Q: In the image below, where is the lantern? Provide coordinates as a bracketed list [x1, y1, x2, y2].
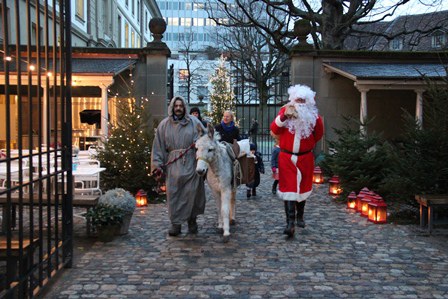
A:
[347, 191, 357, 209]
[328, 175, 342, 195]
[360, 195, 372, 217]
[356, 188, 370, 213]
[313, 166, 323, 184]
[368, 200, 387, 224]
[135, 189, 148, 207]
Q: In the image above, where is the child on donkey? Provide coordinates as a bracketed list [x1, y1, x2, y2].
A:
[246, 143, 265, 198]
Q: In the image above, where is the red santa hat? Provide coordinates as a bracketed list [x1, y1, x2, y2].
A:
[288, 84, 316, 106]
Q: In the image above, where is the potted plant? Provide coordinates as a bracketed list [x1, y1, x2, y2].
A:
[98, 188, 136, 235]
[84, 204, 126, 242]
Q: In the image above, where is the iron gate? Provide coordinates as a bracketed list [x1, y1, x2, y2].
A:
[232, 67, 290, 162]
[0, 1, 73, 298]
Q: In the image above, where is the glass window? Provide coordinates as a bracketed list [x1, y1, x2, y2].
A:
[179, 69, 189, 80]
[145, 11, 148, 32]
[131, 29, 135, 47]
[125, 22, 129, 47]
[137, 1, 141, 22]
[180, 18, 192, 26]
[168, 17, 179, 26]
[76, 0, 84, 19]
[389, 38, 403, 51]
[206, 18, 216, 26]
[432, 32, 446, 48]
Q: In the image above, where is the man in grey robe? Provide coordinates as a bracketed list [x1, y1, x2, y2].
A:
[151, 96, 206, 236]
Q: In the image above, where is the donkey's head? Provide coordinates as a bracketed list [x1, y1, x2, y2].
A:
[195, 123, 218, 176]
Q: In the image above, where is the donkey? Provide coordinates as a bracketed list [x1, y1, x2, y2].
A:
[195, 123, 237, 242]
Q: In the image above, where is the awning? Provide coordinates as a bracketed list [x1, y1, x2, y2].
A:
[322, 61, 447, 90]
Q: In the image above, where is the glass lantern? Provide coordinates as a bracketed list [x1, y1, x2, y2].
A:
[328, 175, 342, 195]
[135, 189, 148, 207]
[347, 191, 357, 209]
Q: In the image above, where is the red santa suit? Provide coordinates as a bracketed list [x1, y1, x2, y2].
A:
[270, 99, 324, 202]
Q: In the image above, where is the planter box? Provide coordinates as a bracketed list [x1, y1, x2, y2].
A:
[116, 213, 133, 235]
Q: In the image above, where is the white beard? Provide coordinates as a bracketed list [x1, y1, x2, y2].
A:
[285, 103, 318, 138]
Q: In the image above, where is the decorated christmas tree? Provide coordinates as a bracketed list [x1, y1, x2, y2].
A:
[208, 55, 235, 125]
[97, 97, 155, 194]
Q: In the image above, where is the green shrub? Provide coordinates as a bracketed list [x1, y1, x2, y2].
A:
[379, 80, 448, 203]
[322, 116, 392, 198]
[84, 204, 125, 228]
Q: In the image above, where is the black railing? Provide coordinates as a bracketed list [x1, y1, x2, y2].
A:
[0, 1, 72, 298]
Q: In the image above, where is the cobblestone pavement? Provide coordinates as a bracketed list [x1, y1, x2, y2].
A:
[42, 172, 448, 298]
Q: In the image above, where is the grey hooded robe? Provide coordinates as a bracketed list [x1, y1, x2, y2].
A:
[151, 96, 206, 225]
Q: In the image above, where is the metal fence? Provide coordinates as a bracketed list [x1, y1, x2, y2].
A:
[232, 69, 290, 162]
[0, 1, 73, 298]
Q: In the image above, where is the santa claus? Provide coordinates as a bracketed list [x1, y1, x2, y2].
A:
[270, 84, 324, 238]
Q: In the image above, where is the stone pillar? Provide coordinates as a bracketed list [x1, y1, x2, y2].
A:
[135, 17, 171, 125]
[358, 88, 369, 135]
[101, 85, 109, 137]
[415, 89, 424, 126]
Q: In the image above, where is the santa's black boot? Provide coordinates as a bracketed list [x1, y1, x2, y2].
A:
[284, 201, 296, 238]
[283, 201, 288, 234]
[296, 201, 306, 228]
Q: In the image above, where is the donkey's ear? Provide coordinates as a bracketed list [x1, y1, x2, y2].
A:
[197, 123, 204, 136]
[207, 123, 214, 139]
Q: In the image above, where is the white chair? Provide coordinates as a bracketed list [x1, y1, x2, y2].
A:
[74, 159, 102, 195]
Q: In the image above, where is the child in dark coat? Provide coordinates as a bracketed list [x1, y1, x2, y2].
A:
[247, 143, 265, 198]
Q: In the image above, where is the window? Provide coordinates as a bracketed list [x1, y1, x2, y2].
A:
[193, 3, 205, 11]
[197, 86, 208, 98]
[193, 18, 204, 26]
[179, 69, 189, 80]
[180, 18, 192, 27]
[32, 23, 42, 46]
[206, 18, 216, 26]
[389, 38, 403, 51]
[137, 1, 141, 22]
[168, 17, 179, 26]
[76, 0, 84, 20]
[145, 11, 148, 32]
[102, 0, 109, 34]
[131, 29, 135, 47]
[118, 15, 122, 46]
[125, 22, 129, 47]
[179, 85, 188, 98]
[431, 31, 446, 48]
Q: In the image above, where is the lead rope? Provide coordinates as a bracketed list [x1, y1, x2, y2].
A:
[151, 142, 195, 177]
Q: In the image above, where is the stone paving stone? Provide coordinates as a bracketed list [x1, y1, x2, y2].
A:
[41, 171, 448, 298]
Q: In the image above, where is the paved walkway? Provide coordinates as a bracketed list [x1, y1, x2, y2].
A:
[43, 173, 448, 298]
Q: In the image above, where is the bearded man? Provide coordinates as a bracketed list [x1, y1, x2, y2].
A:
[270, 84, 324, 238]
[151, 96, 206, 236]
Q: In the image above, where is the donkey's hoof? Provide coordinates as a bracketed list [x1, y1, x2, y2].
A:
[222, 235, 230, 243]
[230, 219, 236, 226]
[217, 228, 224, 234]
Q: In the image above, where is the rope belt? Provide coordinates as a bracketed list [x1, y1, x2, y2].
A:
[280, 149, 311, 156]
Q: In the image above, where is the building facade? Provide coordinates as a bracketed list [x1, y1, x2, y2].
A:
[344, 10, 448, 51]
[156, 0, 222, 104]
